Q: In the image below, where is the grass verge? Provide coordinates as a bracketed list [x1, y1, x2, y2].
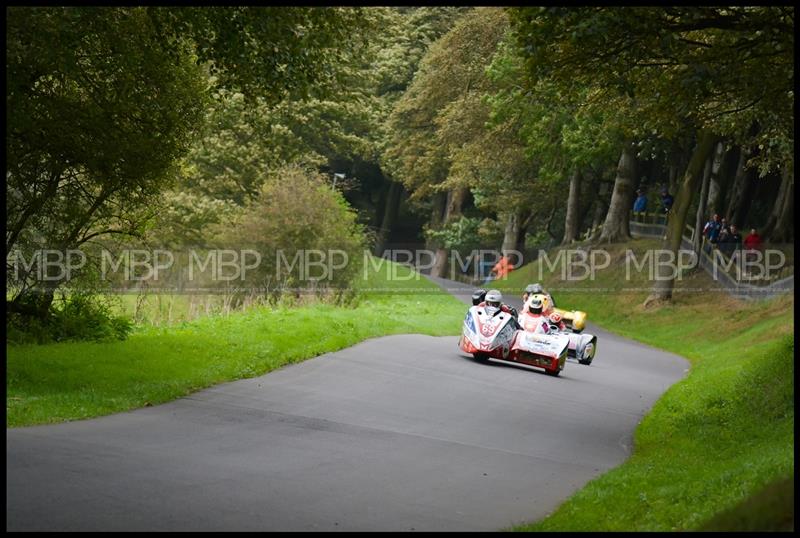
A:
[6, 259, 465, 427]
[497, 239, 794, 531]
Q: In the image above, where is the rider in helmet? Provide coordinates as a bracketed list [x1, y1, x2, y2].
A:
[528, 296, 544, 314]
[521, 296, 565, 333]
[485, 289, 503, 309]
[522, 282, 556, 310]
[477, 289, 519, 323]
[523, 283, 543, 301]
[471, 288, 487, 306]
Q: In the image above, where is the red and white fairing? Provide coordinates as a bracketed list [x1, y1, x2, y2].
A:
[519, 305, 598, 366]
[458, 305, 518, 360]
[511, 314, 570, 374]
[459, 305, 570, 376]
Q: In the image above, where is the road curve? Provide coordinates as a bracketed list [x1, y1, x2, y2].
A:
[6, 278, 689, 531]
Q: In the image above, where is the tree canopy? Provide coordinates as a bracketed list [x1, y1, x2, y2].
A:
[5, 6, 795, 316]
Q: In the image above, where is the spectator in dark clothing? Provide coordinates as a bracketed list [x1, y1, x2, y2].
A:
[717, 218, 731, 243]
[660, 187, 674, 214]
[719, 224, 742, 257]
[633, 189, 647, 213]
[703, 214, 722, 244]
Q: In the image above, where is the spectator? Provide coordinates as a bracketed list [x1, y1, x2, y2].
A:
[717, 218, 731, 243]
[660, 186, 674, 214]
[485, 254, 515, 284]
[703, 213, 722, 245]
[743, 228, 763, 263]
[719, 224, 742, 258]
[633, 189, 648, 213]
[743, 228, 763, 251]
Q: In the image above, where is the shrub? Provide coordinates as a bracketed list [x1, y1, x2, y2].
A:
[6, 294, 133, 344]
[211, 165, 367, 303]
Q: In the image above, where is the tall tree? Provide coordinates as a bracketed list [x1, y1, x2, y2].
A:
[725, 146, 754, 226]
[649, 130, 719, 303]
[147, 7, 371, 104]
[598, 147, 637, 243]
[369, 7, 468, 252]
[384, 7, 509, 276]
[6, 7, 208, 315]
[6, 6, 374, 317]
[510, 6, 794, 301]
[562, 170, 582, 245]
[705, 141, 728, 216]
[762, 163, 794, 243]
[693, 154, 714, 254]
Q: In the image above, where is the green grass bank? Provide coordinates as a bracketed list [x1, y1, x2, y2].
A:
[6, 259, 465, 427]
[497, 239, 793, 531]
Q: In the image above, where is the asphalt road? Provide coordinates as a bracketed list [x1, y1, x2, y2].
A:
[6, 278, 689, 531]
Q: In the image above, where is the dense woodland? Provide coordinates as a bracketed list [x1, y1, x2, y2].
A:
[6, 7, 795, 323]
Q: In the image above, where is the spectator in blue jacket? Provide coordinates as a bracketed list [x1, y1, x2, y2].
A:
[703, 213, 722, 244]
[633, 189, 647, 213]
[660, 186, 674, 214]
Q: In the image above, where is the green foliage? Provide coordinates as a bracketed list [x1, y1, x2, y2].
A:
[384, 8, 509, 201]
[151, 8, 467, 249]
[6, 6, 378, 317]
[147, 7, 372, 104]
[509, 7, 794, 172]
[211, 166, 367, 299]
[153, 190, 240, 247]
[698, 475, 793, 532]
[6, 7, 209, 307]
[383, 7, 616, 248]
[6, 260, 466, 427]
[184, 89, 326, 205]
[372, 7, 471, 99]
[499, 240, 794, 532]
[7, 294, 133, 345]
[485, 23, 625, 186]
[424, 216, 483, 256]
[150, 76, 376, 247]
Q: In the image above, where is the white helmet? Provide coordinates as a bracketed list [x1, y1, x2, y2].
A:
[485, 289, 503, 308]
[526, 283, 544, 295]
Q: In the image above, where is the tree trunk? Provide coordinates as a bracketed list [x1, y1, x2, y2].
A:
[373, 180, 404, 255]
[425, 192, 447, 252]
[545, 206, 558, 242]
[763, 164, 794, 243]
[5, 169, 62, 258]
[501, 211, 521, 254]
[576, 169, 598, 235]
[515, 221, 528, 252]
[443, 187, 468, 225]
[588, 180, 611, 241]
[715, 145, 739, 217]
[693, 155, 713, 254]
[667, 161, 678, 196]
[597, 146, 636, 243]
[515, 212, 530, 252]
[646, 130, 718, 305]
[430, 187, 468, 278]
[9, 265, 61, 320]
[562, 168, 582, 245]
[707, 142, 728, 217]
[725, 147, 751, 225]
[705, 141, 727, 215]
[373, 182, 388, 229]
[667, 147, 688, 195]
